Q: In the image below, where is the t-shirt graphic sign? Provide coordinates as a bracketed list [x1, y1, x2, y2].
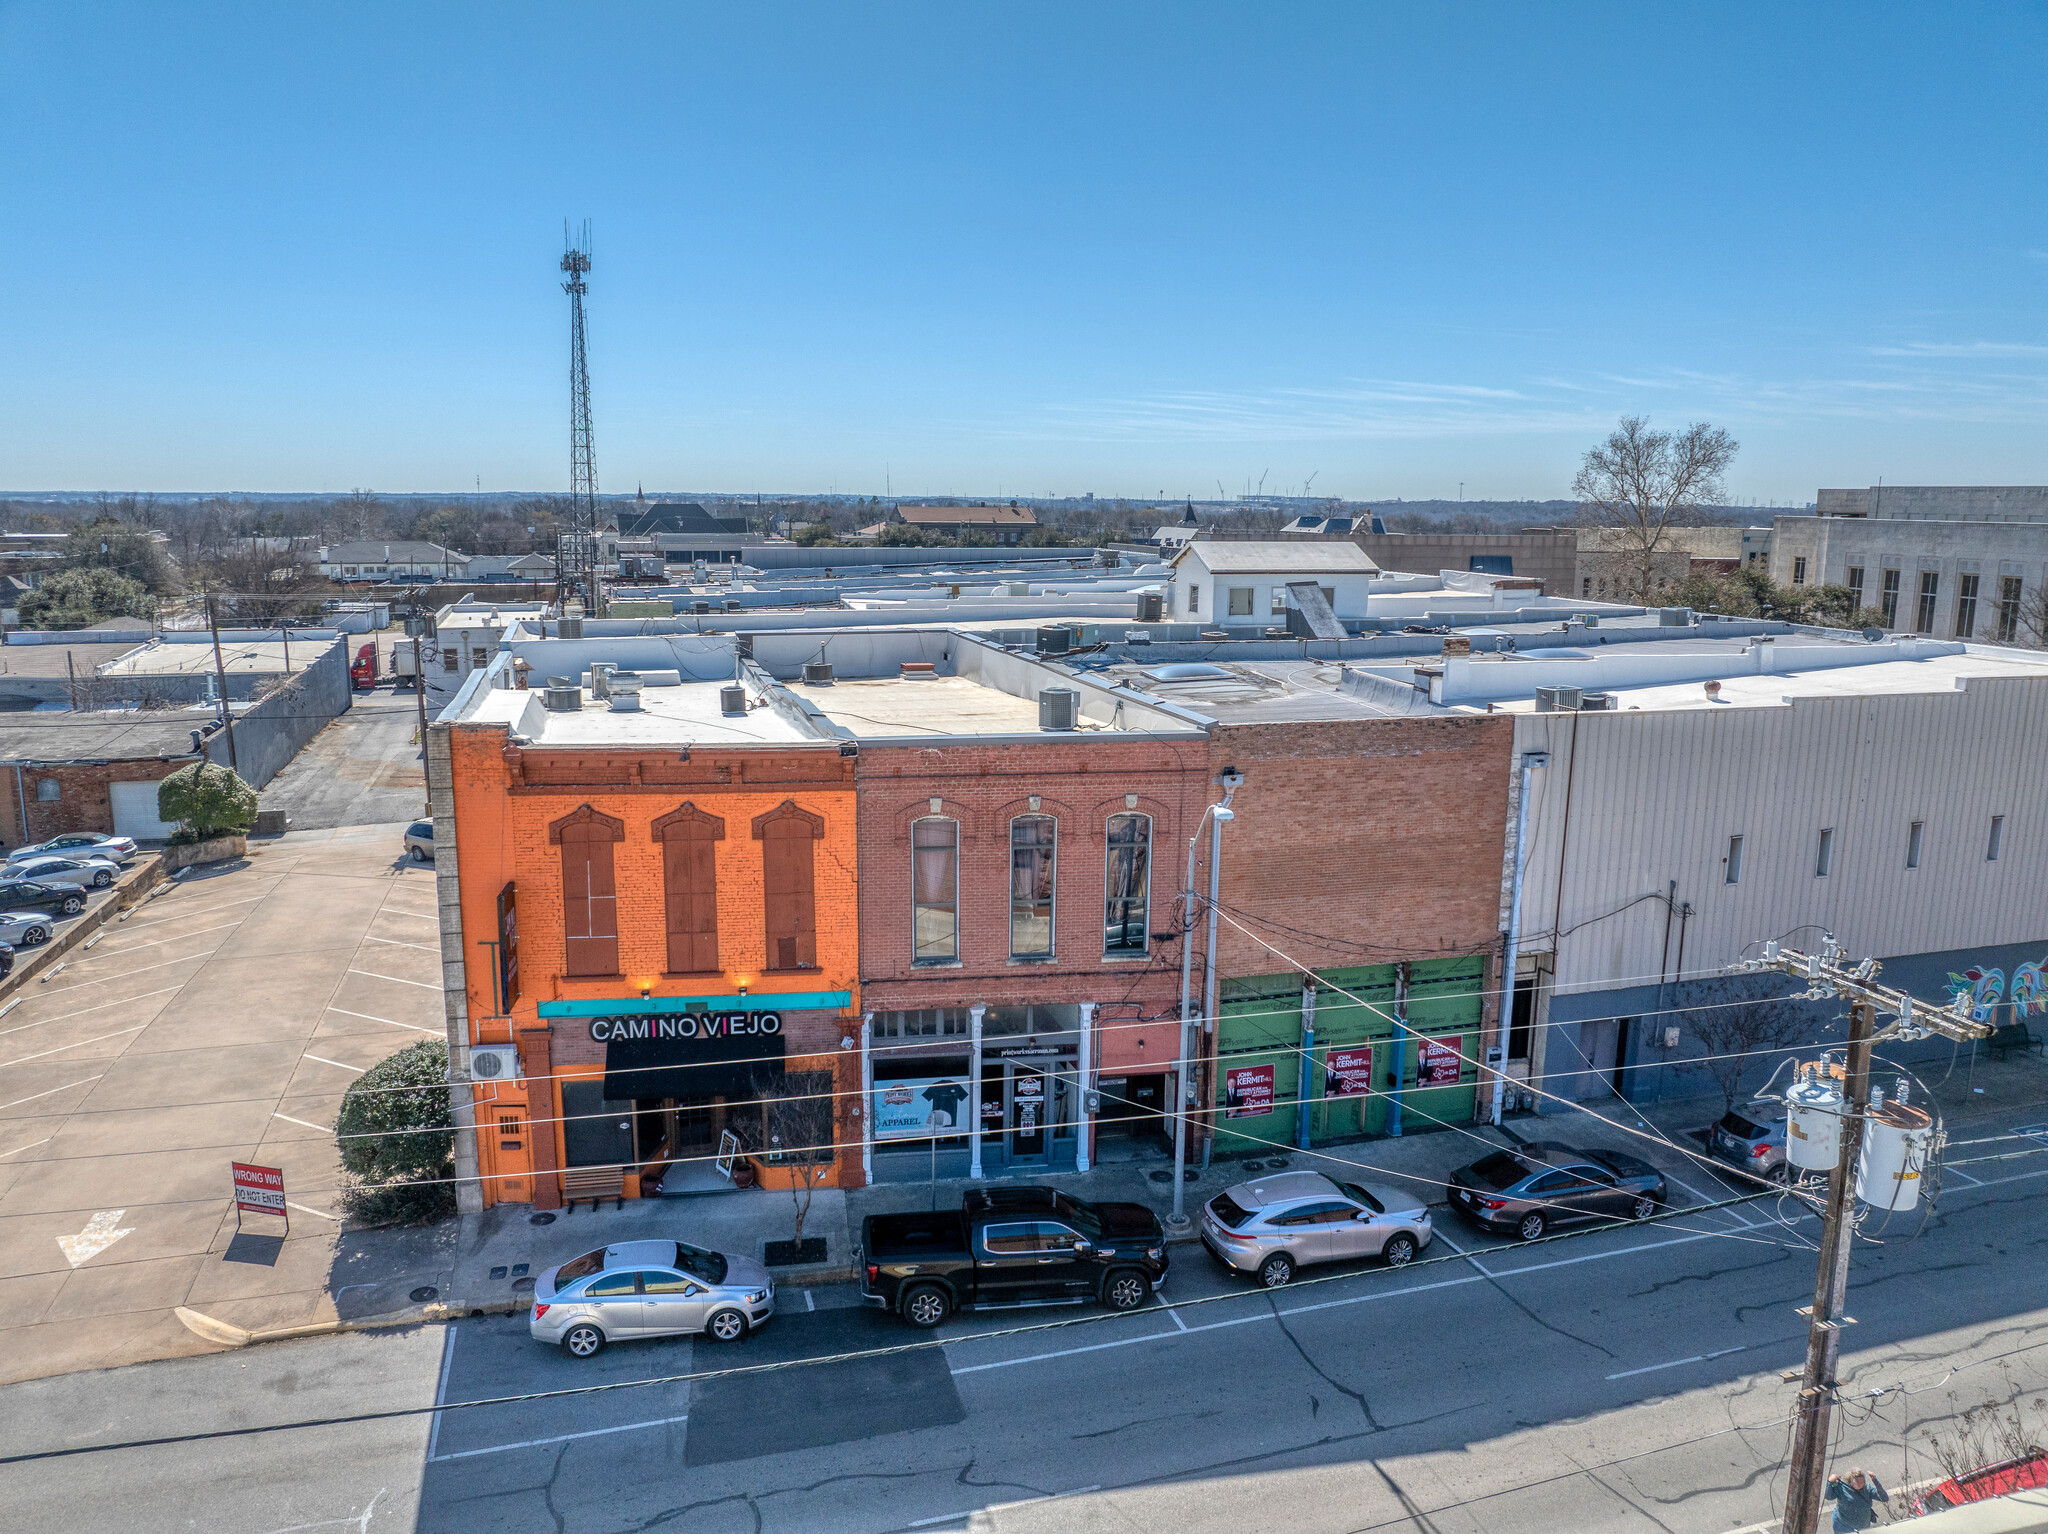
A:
[1419, 1036, 1463, 1087]
[232, 1162, 286, 1215]
[872, 1077, 971, 1140]
[1224, 1064, 1275, 1118]
[1323, 1044, 1373, 1098]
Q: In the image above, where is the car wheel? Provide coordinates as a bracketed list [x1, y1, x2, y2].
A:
[59, 896, 83, 916]
[561, 1323, 606, 1359]
[1631, 1194, 1659, 1220]
[21, 925, 46, 946]
[1102, 1270, 1148, 1312]
[902, 1284, 952, 1328]
[410, 846, 427, 862]
[1518, 1211, 1547, 1242]
[705, 1308, 748, 1343]
[1257, 1252, 1295, 1288]
[91, 871, 112, 888]
[1765, 1163, 1792, 1186]
[1381, 1233, 1418, 1267]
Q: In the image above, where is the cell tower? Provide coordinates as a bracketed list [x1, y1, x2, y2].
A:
[558, 221, 602, 613]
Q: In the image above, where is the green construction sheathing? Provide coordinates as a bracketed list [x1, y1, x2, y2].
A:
[1215, 959, 1483, 1150]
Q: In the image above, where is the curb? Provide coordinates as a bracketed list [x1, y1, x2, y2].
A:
[0, 856, 165, 998]
[174, 1302, 452, 1348]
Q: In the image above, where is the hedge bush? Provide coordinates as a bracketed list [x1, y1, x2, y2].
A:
[336, 1039, 457, 1225]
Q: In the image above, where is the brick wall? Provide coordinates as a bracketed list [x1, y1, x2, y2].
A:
[0, 758, 189, 849]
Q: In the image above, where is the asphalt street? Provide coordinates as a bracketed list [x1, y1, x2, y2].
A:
[3, 1120, 2045, 1534]
[259, 677, 428, 832]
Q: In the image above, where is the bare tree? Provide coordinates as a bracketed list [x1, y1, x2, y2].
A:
[1916, 1362, 2046, 1511]
[1574, 416, 1738, 603]
[1682, 977, 1807, 1117]
[757, 1070, 836, 1248]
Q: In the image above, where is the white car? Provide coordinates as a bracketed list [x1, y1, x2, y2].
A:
[6, 833, 137, 865]
[9, 855, 119, 890]
[0, 912, 56, 948]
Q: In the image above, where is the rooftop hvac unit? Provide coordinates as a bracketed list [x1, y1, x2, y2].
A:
[542, 685, 582, 712]
[1068, 623, 1099, 647]
[589, 664, 614, 699]
[1659, 607, 1691, 626]
[720, 684, 747, 715]
[692, 600, 711, 614]
[724, 598, 742, 613]
[607, 672, 644, 712]
[1579, 692, 1616, 712]
[1035, 626, 1072, 655]
[1039, 688, 1079, 730]
[1005, 581, 1031, 596]
[1137, 591, 1164, 622]
[1126, 628, 1153, 645]
[803, 660, 835, 685]
[469, 1045, 520, 1082]
[558, 615, 583, 639]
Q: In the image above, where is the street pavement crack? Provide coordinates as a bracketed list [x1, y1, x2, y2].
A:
[1627, 1250, 1796, 1300]
[1266, 1296, 1383, 1430]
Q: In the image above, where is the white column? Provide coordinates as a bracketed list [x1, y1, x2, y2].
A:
[1076, 1002, 1096, 1173]
[859, 1012, 874, 1186]
[969, 1004, 986, 1180]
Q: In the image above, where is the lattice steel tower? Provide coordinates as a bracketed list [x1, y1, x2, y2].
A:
[559, 221, 601, 611]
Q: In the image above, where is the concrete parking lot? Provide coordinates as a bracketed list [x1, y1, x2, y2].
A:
[0, 821, 447, 1382]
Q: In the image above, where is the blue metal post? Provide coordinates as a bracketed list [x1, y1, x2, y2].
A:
[1297, 985, 1316, 1151]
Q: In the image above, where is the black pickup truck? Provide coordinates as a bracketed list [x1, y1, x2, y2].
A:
[860, 1187, 1169, 1327]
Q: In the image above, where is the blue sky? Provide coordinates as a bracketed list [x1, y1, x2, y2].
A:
[4, 3, 2046, 501]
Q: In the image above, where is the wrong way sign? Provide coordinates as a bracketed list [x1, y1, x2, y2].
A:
[232, 1162, 286, 1221]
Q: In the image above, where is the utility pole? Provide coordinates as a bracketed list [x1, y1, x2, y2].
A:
[1734, 939, 1988, 1534]
[206, 593, 238, 773]
[412, 630, 431, 815]
[1168, 786, 1236, 1230]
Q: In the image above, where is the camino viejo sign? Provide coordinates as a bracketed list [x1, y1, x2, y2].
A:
[589, 1012, 781, 1042]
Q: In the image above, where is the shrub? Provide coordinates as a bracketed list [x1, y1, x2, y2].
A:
[336, 1039, 457, 1225]
[157, 761, 258, 840]
[19, 567, 158, 629]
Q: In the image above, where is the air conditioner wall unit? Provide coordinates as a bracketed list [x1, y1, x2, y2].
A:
[469, 1044, 521, 1082]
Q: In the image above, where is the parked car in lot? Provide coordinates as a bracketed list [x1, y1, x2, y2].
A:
[0, 942, 13, 980]
[1707, 1103, 1791, 1183]
[403, 821, 434, 862]
[1201, 1170, 1433, 1288]
[7, 833, 137, 866]
[10, 855, 119, 891]
[530, 1239, 774, 1358]
[0, 878, 87, 917]
[1446, 1141, 1668, 1241]
[861, 1187, 1168, 1328]
[0, 912, 57, 948]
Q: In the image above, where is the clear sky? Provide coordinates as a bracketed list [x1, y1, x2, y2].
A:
[4, 3, 2046, 502]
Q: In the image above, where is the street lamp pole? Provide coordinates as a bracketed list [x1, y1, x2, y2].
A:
[1169, 788, 1235, 1231]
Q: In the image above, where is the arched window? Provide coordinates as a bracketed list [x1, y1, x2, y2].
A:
[753, 800, 824, 972]
[911, 817, 958, 963]
[549, 805, 624, 977]
[1010, 815, 1056, 958]
[1104, 812, 1151, 955]
[653, 802, 724, 974]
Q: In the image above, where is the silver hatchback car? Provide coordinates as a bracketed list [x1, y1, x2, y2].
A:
[530, 1239, 775, 1358]
[1202, 1170, 1433, 1288]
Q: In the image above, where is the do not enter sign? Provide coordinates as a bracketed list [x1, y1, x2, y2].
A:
[232, 1162, 286, 1216]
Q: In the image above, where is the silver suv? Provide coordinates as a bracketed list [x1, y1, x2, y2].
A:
[1707, 1103, 1790, 1184]
[1201, 1170, 1433, 1288]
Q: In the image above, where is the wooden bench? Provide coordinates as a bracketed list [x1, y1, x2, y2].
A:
[1988, 1023, 2046, 1060]
[559, 1167, 626, 1211]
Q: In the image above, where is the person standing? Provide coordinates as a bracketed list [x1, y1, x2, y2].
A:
[1826, 1467, 1888, 1531]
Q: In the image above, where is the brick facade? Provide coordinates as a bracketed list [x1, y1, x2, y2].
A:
[0, 758, 191, 850]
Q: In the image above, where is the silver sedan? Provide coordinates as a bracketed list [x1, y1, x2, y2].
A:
[530, 1238, 775, 1358]
[9, 855, 119, 891]
[1201, 1169, 1433, 1288]
[0, 912, 55, 948]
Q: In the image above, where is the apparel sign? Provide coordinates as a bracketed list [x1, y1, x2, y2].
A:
[589, 1012, 782, 1043]
[1419, 1036, 1463, 1086]
[1223, 1064, 1275, 1118]
[232, 1162, 286, 1215]
[1322, 1044, 1374, 1098]
[873, 1077, 972, 1139]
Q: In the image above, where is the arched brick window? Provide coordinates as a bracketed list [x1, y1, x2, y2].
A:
[549, 804, 624, 977]
[753, 800, 824, 972]
[653, 802, 724, 974]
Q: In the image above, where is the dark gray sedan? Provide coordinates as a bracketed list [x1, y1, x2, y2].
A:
[1445, 1141, 1667, 1241]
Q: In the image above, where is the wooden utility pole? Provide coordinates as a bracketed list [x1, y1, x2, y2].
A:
[1781, 998, 1876, 1534]
[413, 631, 431, 814]
[206, 594, 238, 772]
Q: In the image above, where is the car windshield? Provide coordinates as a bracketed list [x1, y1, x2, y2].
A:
[556, 1248, 607, 1284]
[1339, 1182, 1385, 1214]
[1720, 1110, 1767, 1139]
[1209, 1192, 1256, 1229]
[1469, 1152, 1531, 1192]
[673, 1242, 727, 1284]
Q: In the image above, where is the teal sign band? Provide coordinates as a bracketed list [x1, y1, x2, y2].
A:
[538, 991, 851, 1019]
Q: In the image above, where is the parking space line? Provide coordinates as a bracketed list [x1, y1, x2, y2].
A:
[1606, 1345, 1746, 1381]
[118, 895, 264, 932]
[303, 1054, 366, 1073]
[381, 909, 439, 923]
[427, 1325, 459, 1461]
[1947, 1167, 1983, 1186]
[272, 1111, 331, 1134]
[91, 923, 239, 957]
[0, 1026, 145, 1071]
[0, 1135, 51, 1159]
[326, 1006, 438, 1035]
[427, 1411, 689, 1463]
[1167, 1306, 1188, 1332]
[35, 953, 207, 993]
[0, 986, 183, 1040]
[1664, 1170, 1755, 1228]
[1430, 1226, 1496, 1277]
[361, 936, 439, 953]
[347, 969, 439, 990]
[0, 1076, 102, 1112]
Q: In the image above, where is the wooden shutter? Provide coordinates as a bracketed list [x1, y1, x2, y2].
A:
[550, 806, 623, 978]
[654, 803, 724, 974]
[753, 801, 823, 971]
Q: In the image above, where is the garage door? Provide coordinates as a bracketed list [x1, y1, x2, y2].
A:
[109, 779, 177, 840]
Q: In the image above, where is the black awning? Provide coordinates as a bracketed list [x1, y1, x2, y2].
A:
[602, 1032, 786, 1103]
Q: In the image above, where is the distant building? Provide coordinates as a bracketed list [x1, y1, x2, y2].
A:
[892, 503, 1039, 544]
[463, 553, 557, 583]
[615, 501, 750, 538]
[1168, 541, 1380, 626]
[319, 541, 468, 582]
[1771, 510, 2048, 641]
[1817, 485, 2048, 523]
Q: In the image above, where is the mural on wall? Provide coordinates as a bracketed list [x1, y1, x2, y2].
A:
[1944, 960, 2048, 1023]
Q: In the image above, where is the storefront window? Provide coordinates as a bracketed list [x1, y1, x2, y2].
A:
[912, 817, 958, 962]
[1010, 815, 1056, 958]
[1104, 813, 1150, 955]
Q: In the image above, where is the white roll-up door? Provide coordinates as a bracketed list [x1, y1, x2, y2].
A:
[110, 779, 178, 840]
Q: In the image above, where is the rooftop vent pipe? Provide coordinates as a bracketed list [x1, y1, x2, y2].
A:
[607, 672, 644, 712]
[803, 660, 835, 685]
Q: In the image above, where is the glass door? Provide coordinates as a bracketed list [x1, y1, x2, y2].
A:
[1009, 1066, 1048, 1160]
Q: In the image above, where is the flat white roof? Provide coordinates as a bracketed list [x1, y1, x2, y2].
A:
[793, 674, 1054, 737]
[1483, 648, 2048, 713]
[465, 680, 817, 746]
[1173, 541, 1380, 575]
[98, 637, 343, 676]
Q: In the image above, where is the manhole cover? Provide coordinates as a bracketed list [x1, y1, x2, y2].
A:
[1264, 1157, 1291, 1169]
[1148, 1170, 1173, 1183]
[1241, 1160, 1264, 1172]
[410, 1285, 438, 1303]
[489, 1266, 508, 1281]
[529, 1212, 557, 1226]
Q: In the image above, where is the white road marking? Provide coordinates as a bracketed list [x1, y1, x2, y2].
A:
[426, 1325, 459, 1462]
[1606, 1345, 1746, 1381]
[348, 969, 440, 990]
[1430, 1226, 1496, 1277]
[427, 1411, 689, 1462]
[0, 986, 184, 1039]
[0, 1025, 145, 1071]
[1949, 1165, 2048, 1192]
[805, 1289, 816, 1312]
[37, 953, 207, 992]
[361, 935, 439, 953]
[0, 1075, 102, 1111]
[326, 1006, 438, 1035]
[1168, 1306, 1188, 1332]
[1662, 1169, 1753, 1227]
[119, 895, 264, 931]
[92, 922, 240, 956]
[273, 1111, 331, 1134]
[58, 1208, 135, 1266]
[0, 1135, 51, 1158]
[382, 909, 440, 922]
[1947, 1167, 1982, 1186]
[303, 1054, 367, 1073]
[287, 1201, 339, 1220]
[909, 1486, 1103, 1530]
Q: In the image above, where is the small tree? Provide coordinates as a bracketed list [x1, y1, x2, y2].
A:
[759, 1070, 836, 1246]
[63, 517, 178, 594]
[1683, 976, 1808, 1114]
[157, 761, 258, 842]
[337, 1039, 456, 1225]
[1574, 415, 1739, 603]
[19, 567, 158, 629]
